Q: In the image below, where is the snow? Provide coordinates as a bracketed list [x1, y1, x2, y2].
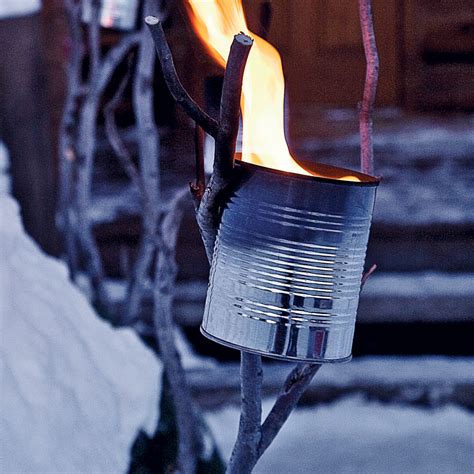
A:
[0, 0, 41, 18]
[0, 193, 163, 473]
[299, 111, 474, 225]
[206, 397, 473, 474]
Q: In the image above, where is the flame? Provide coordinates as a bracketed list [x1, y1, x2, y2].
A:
[186, 0, 360, 182]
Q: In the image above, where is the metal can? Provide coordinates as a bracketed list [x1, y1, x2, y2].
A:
[201, 159, 379, 362]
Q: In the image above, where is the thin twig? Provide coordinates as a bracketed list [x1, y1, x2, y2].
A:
[190, 123, 205, 208]
[145, 16, 219, 138]
[361, 263, 377, 289]
[358, 0, 379, 176]
[259, 363, 322, 456]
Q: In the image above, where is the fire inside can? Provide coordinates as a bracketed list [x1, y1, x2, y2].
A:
[201, 158, 379, 363]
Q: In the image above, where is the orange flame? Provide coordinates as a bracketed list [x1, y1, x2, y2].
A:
[187, 0, 360, 181]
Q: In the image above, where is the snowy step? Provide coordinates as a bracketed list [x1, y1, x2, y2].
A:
[188, 356, 474, 410]
[167, 273, 474, 326]
[359, 272, 474, 323]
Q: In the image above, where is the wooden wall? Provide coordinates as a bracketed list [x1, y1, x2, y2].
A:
[250, 0, 402, 108]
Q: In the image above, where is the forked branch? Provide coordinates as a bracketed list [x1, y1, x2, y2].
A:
[146, 3, 379, 469]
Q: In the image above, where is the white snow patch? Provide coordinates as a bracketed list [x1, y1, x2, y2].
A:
[0, 0, 41, 19]
[206, 397, 473, 473]
[0, 194, 162, 474]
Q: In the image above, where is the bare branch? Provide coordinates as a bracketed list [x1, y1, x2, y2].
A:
[190, 123, 205, 208]
[217, 33, 253, 180]
[145, 16, 219, 138]
[259, 363, 322, 457]
[196, 33, 253, 261]
[58, 0, 84, 278]
[88, 0, 101, 79]
[361, 263, 377, 289]
[74, 31, 140, 304]
[124, 17, 161, 325]
[228, 352, 263, 473]
[97, 33, 141, 92]
[358, 0, 379, 175]
[104, 62, 145, 194]
[152, 188, 202, 474]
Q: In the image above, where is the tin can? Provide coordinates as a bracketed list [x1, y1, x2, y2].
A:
[201, 159, 379, 362]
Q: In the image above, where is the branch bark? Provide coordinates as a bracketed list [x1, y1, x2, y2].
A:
[145, 16, 219, 138]
[196, 33, 253, 261]
[125, 15, 160, 325]
[152, 188, 202, 474]
[358, 0, 379, 176]
[259, 363, 321, 456]
[74, 28, 139, 304]
[228, 352, 263, 473]
[104, 64, 144, 195]
[58, 0, 84, 279]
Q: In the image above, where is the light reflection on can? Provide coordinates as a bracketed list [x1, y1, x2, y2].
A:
[201, 159, 379, 363]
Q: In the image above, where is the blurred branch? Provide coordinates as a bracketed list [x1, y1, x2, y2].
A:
[104, 62, 144, 194]
[124, 12, 160, 325]
[152, 188, 202, 474]
[58, 0, 84, 279]
[74, 21, 139, 303]
[358, 0, 379, 175]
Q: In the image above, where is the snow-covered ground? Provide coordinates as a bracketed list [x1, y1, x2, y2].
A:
[0, 174, 163, 473]
[206, 396, 473, 474]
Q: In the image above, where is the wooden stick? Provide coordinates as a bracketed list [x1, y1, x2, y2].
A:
[196, 33, 253, 261]
[358, 0, 379, 176]
[145, 16, 219, 138]
[228, 352, 263, 473]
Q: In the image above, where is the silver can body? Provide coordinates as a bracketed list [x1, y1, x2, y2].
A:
[202, 161, 378, 362]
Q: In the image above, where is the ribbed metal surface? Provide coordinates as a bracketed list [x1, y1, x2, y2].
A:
[202, 161, 378, 362]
